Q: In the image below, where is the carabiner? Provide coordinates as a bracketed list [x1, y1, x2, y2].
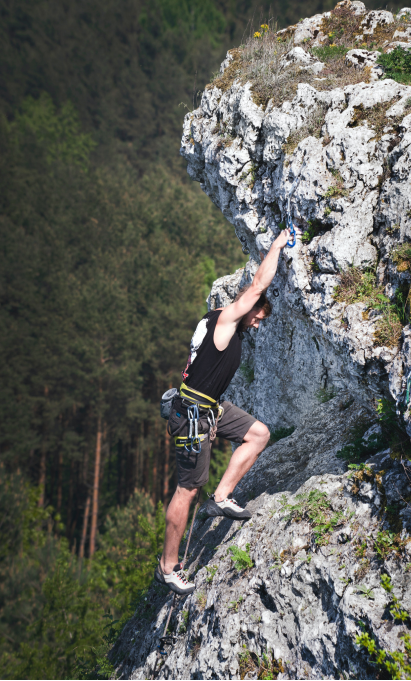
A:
[286, 212, 296, 248]
[285, 159, 305, 249]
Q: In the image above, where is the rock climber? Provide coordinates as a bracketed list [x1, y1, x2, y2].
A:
[155, 226, 293, 595]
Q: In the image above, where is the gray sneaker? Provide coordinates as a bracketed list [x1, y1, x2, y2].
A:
[154, 561, 195, 595]
[205, 493, 252, 520]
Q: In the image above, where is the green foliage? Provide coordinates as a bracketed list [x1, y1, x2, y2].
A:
[205, 565, 218, 583]
[228, 595, 244, 611]
[280, 489, 344, 545]
[240, 360, 254, 384]
[312, 45, 349, 61]
[374, 530, 399, 560]
[377, 46, 411, 85]
[300, 219, 323, 244]
[179, 610, 189, 634]
[356, 577, 411, 679]
[392, 243, 411, 272]
[316, 386, 338, 403]
[228, 544, 253, 571]
[268, 426, 295, 446]
[356, 584, 375, 600]
[0, 472, 164, 679]
[11, 93, 96, 170]
[239, 645, 284, 680]
[333, 264, 410, 348]
[336, 424, 384, 464]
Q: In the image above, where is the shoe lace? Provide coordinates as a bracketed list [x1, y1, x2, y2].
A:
[175, 568, 189, 584]
[228, 497, 241, 508]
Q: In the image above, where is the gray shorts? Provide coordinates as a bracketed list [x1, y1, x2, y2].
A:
[168, 400, 256, 489]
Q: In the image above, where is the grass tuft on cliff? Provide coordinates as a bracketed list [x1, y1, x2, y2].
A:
[333, 266, 407, 347]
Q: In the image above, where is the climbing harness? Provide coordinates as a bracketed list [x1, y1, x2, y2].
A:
[286, 157, 307, 248]
[176, 383, 223, 453]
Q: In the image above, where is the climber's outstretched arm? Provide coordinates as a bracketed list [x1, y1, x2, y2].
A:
[216, 227, 291, 329]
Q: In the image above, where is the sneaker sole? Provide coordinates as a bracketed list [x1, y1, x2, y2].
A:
[221, 508, 252, 520]
[205, 500, 252, 520]
[167, 582, 196, 596]
[204, 500, 226, 517]
[155, 567, 195, 595]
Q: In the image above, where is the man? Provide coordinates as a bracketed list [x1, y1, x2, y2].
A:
[155, 226, 292, 595]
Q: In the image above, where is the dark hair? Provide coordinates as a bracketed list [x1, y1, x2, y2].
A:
[234, 284, 272, 318]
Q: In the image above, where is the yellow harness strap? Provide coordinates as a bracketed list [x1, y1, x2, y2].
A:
[174, 434, 207, 448]
[179, 382, 217, 409]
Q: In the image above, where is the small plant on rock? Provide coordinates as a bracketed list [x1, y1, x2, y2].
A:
[268, 426, 295, 445]
[228, 595, 244, 612]
[280, 489, 344, 546]
[356, 584, 375, 600]
[228, 544, 253, 571]
[392, 243, 411, 272]
[240, 360, 254, 384]
[205, 565, 218, 583]
[377, 46, 411, 85]
[374, 530, 407, 561]
[238, 645, 284, 680]
[316, 386, 338, 403]
[196, 592, 207, 609]
[381, 574, 410, 623]
[179, 609, 189, 633]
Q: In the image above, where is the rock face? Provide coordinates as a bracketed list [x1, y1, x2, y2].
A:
[112, 398, 411, 680]
[112, 3, 411, 678]
[180, 10, 411, 435]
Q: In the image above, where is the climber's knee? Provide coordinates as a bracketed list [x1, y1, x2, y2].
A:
[244, 420, 270, 452]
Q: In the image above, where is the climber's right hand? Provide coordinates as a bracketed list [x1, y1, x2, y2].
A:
[274, 227, 292, 250]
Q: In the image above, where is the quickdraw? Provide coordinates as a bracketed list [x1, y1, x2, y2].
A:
[187, 404, 201, 453]
[286, 158, 306, 248]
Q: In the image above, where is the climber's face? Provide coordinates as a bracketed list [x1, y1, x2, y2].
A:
[242, 308, 267, 329]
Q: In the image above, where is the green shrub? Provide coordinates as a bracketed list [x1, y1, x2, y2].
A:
[280, 489, 344, 545]
[240, 360, 254, 384]
[377, 46, 411, 84]
[312, 45, 349, 61]
[268, 426, 295, 445]
[316, 386, 338, 403]
[228, 544, 253, 571]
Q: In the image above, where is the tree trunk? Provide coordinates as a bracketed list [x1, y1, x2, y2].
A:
[57, 450, 63, 512]
[67, 459, 75, 541]
[38, 445, 47, 507]
[79, 493, 91, 559]
[38, 385, 49, 508]
[143, 421, 149, 492]
[117, 439, 122, 506]
[133, 437, 139, 492]
[163, 422, 170, 509]
[89, 418, 102, 557]
[151, 446, 158, 507]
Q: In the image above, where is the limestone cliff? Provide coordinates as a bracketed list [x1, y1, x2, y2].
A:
[112, 3, 411, 678]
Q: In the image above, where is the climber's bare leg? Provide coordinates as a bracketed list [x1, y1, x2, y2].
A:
[214, 421, 269, 502]
[160, 485, 199, 574]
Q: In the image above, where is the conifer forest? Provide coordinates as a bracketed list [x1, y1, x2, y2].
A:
[0, 0, 395, 677]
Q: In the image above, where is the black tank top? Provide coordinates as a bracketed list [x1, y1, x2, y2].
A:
[182, 310, 242, 401]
